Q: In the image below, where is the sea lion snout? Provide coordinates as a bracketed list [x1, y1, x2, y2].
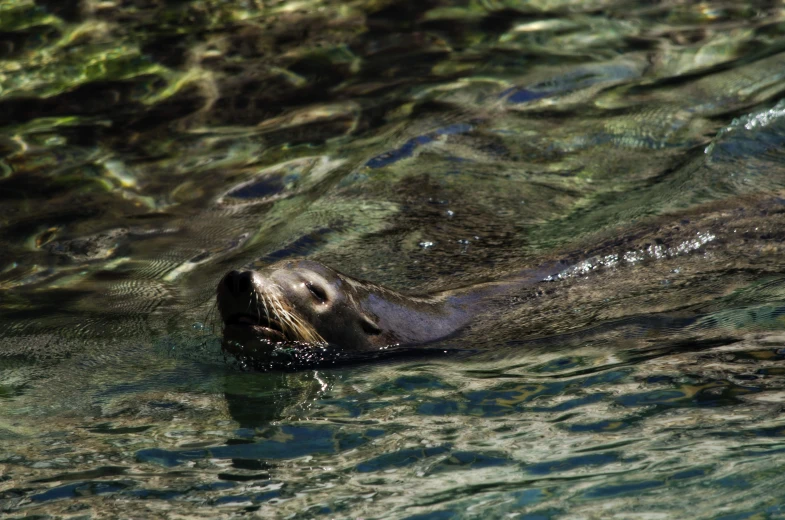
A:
[221, 270, 254, 297]
[217, 269, 266, 316]
[216, 270, 262, 329]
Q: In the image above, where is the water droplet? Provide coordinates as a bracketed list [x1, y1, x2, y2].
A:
[192, 322, 205, 330]
[418, 241, 434, 249]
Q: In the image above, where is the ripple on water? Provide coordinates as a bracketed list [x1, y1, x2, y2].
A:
[4, 0, 785, 518]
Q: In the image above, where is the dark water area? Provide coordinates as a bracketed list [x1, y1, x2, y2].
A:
[3, 0, 785, 518]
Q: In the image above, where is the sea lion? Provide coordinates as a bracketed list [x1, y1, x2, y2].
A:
[216, 195, 785, 370]
[216, 259, 561, 367]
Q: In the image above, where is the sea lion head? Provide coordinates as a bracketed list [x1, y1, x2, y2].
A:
[216, 259, 391, 356]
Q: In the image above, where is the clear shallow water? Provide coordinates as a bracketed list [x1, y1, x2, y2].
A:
[4, 0, 785, 518]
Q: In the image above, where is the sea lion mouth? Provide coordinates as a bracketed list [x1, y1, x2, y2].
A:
[223, 312, 288, 342]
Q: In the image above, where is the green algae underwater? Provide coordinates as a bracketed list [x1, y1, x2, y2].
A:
[4, 0, 785, 518]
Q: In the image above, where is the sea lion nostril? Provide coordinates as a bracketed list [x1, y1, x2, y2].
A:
[237, 271, 252, 294]
[224, 270, 241, 293]
[223, 270, 253, 294]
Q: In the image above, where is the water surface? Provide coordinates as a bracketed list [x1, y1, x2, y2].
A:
[3, 0, 785, 518]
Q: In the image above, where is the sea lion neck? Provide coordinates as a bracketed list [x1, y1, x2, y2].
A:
[432, 259, 571, 308]
[349, 282, 472, 347]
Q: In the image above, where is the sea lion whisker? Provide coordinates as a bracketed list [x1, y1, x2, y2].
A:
[256, 291, 279, 334]
[280, 309, 305, 339]
[263, 290, 283, 322]
[266, 284, 299, 335]
[261, 291, 273, 327]
[275, 295, 321, 343]
[281, 301, 323, 343]
[271, 297, 296, 337]
[268, 294, 294, 337]
[204, 301, 219, 334]
[252, 290, 261, 325]
[245, 292, 255, 316]
[297, 319, 324, 344]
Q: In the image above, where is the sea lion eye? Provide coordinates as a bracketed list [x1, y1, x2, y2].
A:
[305, 281, 327, 302]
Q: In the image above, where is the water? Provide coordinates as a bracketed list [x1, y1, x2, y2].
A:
[3, 0, 785, 517]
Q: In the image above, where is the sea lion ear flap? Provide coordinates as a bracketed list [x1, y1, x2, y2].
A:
[360, 314, 382, 335]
